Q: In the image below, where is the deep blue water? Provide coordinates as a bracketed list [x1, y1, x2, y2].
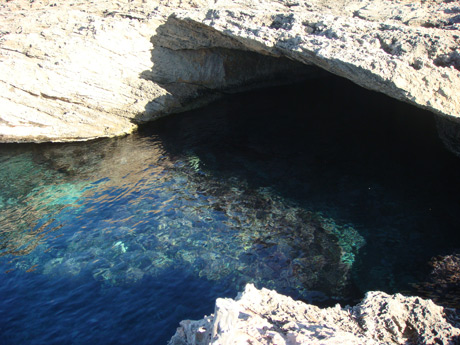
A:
[1, 75, 460, 344]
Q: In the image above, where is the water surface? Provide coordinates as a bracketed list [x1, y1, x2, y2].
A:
[1, 75, 460, 344]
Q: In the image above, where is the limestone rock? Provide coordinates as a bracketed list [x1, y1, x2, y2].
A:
[169, 284, 460, 345]
[0, 1, 161, 142]
[174, 5, 459, 122]
[414, 253, 460, 309]
[0, 0, 315, 142]
[0, 0, 459, 146]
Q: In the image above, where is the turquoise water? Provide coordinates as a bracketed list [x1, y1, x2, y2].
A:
[1, 76, 460, 344]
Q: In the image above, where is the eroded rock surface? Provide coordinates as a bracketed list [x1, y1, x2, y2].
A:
[169, 284, 460, 345]
[0, 0, 316, 142]
[175, 4, 460, 118]
[414, 253, 460, 309]
[0, 0, 459, 145]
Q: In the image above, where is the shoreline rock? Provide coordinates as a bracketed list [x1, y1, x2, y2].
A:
[0, 0, 317, 143]
[414, 253, 460, 309]
[169, 284, 460, 345]
[0, 0, 459, 154]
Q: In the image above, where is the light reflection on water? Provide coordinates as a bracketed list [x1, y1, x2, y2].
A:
[1, 76, 460, 343]
[0, 132, 357, 298]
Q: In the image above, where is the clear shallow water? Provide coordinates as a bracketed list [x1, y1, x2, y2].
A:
[1, 76, 460, 344]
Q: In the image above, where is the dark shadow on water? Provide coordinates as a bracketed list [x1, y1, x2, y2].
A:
[139, 74, 460, 306]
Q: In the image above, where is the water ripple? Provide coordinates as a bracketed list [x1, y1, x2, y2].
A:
[1, 77, 460, 343]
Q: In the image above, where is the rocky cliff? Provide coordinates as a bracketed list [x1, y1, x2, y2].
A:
[169, 284, 460, 345]
[1, 0, 459, 151]
[0, 0, 315, 142]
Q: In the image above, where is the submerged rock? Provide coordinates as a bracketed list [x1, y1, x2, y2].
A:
[414, 253, 460, 309]
[169, 283, 460, 345]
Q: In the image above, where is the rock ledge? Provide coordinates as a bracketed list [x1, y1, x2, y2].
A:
[1, 0, 459, 153]
[169, 284, 460, 345]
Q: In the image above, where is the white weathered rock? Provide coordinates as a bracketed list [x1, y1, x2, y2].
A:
[169, 284, 460, 345]
[0, 0, 314, 142]
[173, 5, 459, 120]
[0, 1, 161, 141]
[0, 0, 459, 147]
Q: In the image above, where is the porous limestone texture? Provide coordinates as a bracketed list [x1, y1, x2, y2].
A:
[168, 284, 460, 345]
[171, 2, 460, 150]
[0, 0, 459, 146]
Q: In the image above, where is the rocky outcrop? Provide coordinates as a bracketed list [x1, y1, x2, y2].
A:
[0, 0, 459, 148]
[0, 0, 316, 142]
[169, 284, 460, 345]
[414, 253, 460, 309]
[169, 3, 460, 145]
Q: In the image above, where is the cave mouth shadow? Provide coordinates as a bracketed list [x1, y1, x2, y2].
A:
[137, 15, 324, 123]
[138, 70, 460, 307]
[135, 14, 460, 308]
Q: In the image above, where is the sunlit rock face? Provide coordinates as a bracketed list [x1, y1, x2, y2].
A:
[169, 284, 460, 345]
[0, 0, 316, 142]
[0, 0, 459, 148]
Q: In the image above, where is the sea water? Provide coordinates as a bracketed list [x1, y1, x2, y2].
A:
[1, 75, 460, 344]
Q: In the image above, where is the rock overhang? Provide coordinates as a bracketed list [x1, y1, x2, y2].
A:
[0, 0, 459, 152]
[170, 8, 460, 119]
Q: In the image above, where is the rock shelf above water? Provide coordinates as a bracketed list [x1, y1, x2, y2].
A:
[0, 0, 459, 152]
[169, 284, 460, 345]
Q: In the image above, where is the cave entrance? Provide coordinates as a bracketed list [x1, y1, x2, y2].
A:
[139, 72, 460, 308]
